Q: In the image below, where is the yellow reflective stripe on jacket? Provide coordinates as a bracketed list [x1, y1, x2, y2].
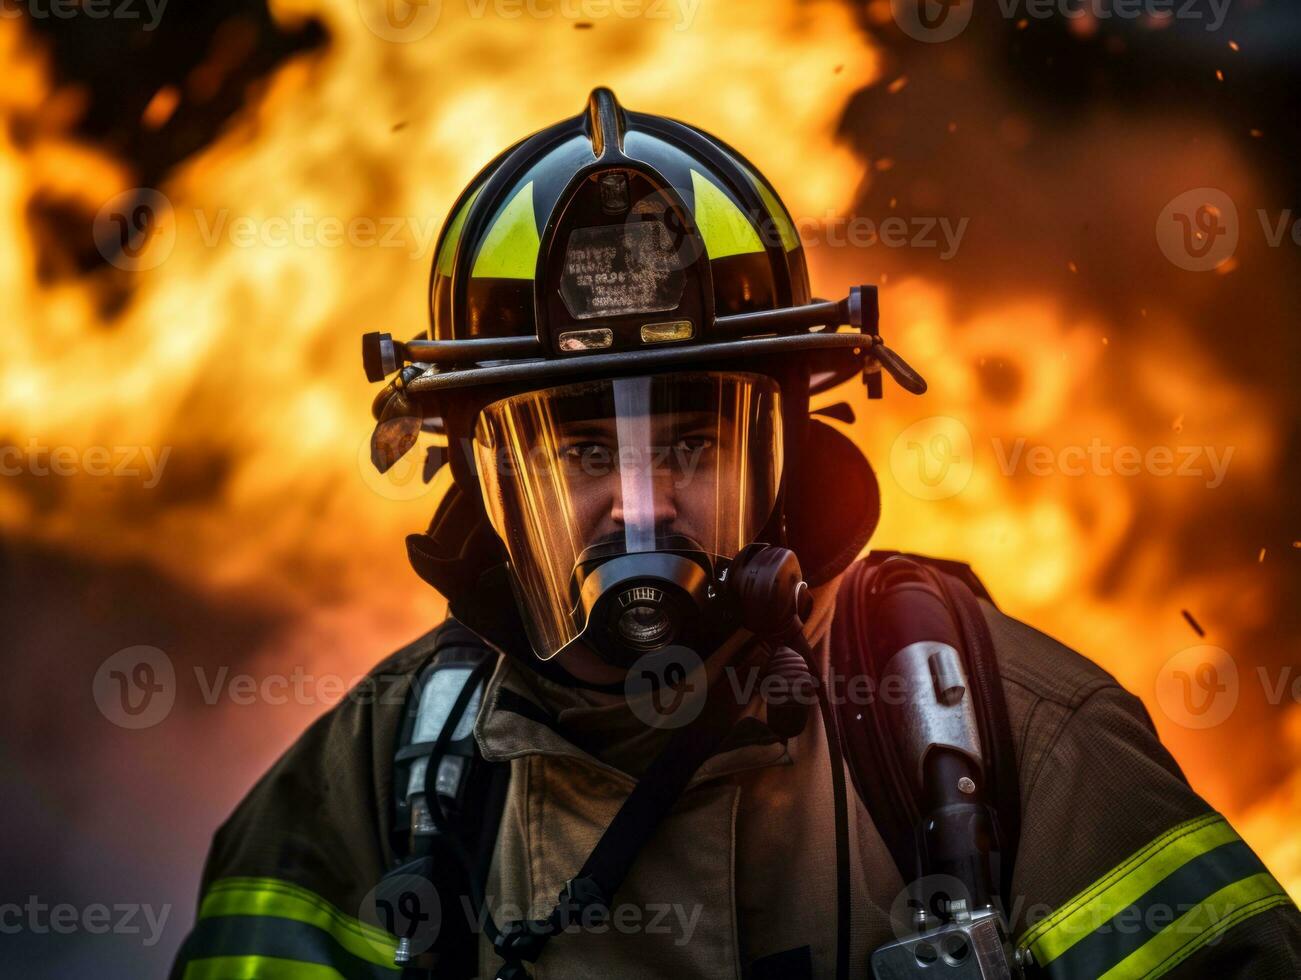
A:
[179, 877, 400, 980]
[184, 955, 349, 980]
[1018, 813, 1293, 979]
[1020, 813, 1233, 959]
[1098, 873, 1288, 980]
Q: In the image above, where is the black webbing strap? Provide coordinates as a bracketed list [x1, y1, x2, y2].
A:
[791, 628, 852, 980]
[831, 560, 920, 883]
[492, 640, 770, 976]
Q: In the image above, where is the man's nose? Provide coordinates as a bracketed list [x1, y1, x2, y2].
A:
[610, 474, 679, 528]
[610, 496, 678, 527]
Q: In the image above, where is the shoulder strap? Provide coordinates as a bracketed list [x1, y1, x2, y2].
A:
[831, 553, 1021, 914]
[394, 623, 504, 834]
[385, 619, 509, 979]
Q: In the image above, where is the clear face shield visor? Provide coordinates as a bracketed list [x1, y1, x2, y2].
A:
[473, 372, 784, 662]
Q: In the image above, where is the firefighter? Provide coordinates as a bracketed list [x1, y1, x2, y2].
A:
[170, 89, 1300, 980]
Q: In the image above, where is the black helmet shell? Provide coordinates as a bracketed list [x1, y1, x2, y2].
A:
[429, 88, 810, 353]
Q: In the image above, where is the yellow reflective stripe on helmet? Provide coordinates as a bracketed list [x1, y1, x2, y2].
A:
[197, 877, 397, 969]
[471, 181, 541, 279]
[1018, 813, 1294, 980]
[435, 185, 483, 278]
[183, 955, 349, 980]
[742, 164, 800, 252]
[1097, 874, 1289, 980]
[690, 169, 765, 260]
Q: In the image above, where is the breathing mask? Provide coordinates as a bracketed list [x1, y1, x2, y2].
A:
[473, 371, 785, 667]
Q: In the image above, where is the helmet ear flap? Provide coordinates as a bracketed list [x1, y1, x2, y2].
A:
[406, 476, 505, 601]
[785, 417, 880, 586]
[405, 393, 510, 612]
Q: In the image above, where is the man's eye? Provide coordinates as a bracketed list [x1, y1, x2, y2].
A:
[674, 435, 715, 454]
[560, 441, 612, 466]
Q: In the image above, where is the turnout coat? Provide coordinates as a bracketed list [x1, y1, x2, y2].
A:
[170, 563, 1301, 980]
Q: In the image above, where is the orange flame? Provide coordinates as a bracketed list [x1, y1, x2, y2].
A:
[1, 0, 1294, 901]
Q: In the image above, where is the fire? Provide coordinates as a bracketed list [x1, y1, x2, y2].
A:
[1, 0, 875, 630]
[0, 0, 1295, 909]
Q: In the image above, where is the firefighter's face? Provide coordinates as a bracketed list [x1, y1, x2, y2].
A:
[473, 372, 783, 667]
[552, 410, 719, 550]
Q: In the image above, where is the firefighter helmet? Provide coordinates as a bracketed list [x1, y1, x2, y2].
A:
[362, 89, 924, 673]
